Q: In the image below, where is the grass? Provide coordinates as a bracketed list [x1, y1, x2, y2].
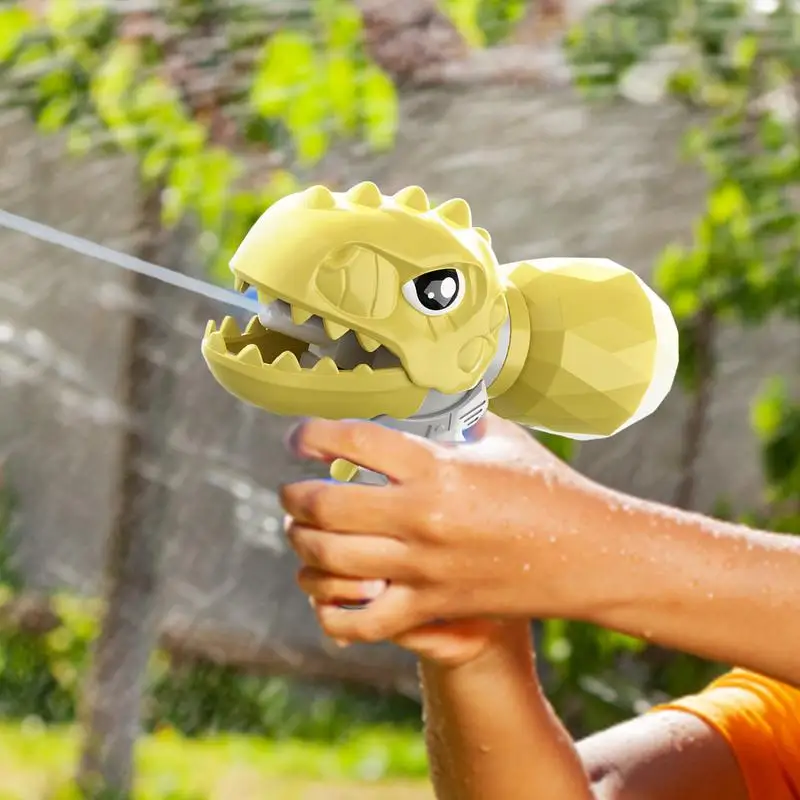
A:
[0, 721, 433, 799]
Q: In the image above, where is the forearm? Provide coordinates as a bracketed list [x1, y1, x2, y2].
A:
[579, 487, 800, 685]
[419, 621, 594, 800]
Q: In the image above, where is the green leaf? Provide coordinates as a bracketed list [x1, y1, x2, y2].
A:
[36, 96, 74, 132]
[251, 31, 317, 118]
[327, 54, 358, 133]
[440, 0, 486, 47]
[45, 0, 80, 33]
[751, 377, 787, 440]
[141, 146, 171, 183]
[732, 34, 758, 70]
[0, 6, 34, 61]
[708, 182, 745, 223]
[317, 0, 363, 50]
[360, 65, 398, 151]
[91, 41, 141, 128]
[195, 148, 242, 228]
[533, 431, 577, 463]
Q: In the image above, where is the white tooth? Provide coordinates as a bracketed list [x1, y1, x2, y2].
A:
[323, 319, 349, 340]
[355, 331, 381, 352]
[234, 277, 249, 292]
[291, 305, 314, 325]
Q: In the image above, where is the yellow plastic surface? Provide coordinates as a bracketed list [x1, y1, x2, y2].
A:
[201, 183, 679, 456]
[202, 182, 506, 420]
[489, 258, 679, 439]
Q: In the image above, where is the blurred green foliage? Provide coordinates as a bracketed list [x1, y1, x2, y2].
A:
[551, 0, 800, 735]
[0, 0, 398, 280]
[0, 720, 428, 796]
[0, 583, 421, 742]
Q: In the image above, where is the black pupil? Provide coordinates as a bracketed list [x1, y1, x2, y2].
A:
[413, 268, 461, 311]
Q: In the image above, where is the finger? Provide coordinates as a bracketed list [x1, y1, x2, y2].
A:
[280, 479, 408, 534]
[314, 587, 423, 644]
[297, 567, 388, 605]
[287, 524, 415, 580]
[286, 418, 435, 483]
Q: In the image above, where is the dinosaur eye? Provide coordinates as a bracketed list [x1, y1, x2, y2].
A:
[402, 268, 465, 316]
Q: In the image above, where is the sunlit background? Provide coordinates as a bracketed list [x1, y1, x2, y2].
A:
[0, 0, 799, 797]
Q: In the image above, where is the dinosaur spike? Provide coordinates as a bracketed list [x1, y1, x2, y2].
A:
[299, 185, 336, 209]
[474, 227, 491, 244]
[393, 185, 429, 212]
[435, 198, 472, 228]
[345, 181, 383, 208]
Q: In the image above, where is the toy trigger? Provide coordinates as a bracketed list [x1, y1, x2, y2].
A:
[330, 458, 359, 482]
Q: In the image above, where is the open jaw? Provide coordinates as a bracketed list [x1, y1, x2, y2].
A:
[203, 280, 407, 378]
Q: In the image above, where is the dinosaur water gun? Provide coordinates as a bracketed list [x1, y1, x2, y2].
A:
[201, 181, 679, 484]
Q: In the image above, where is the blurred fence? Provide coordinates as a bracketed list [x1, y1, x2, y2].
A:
[2, 78, 800, 696]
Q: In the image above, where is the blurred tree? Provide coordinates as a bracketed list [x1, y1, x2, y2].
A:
[0, 0, 398, 795]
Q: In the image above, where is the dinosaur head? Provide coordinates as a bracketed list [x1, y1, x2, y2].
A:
[201, 182, 508, 419]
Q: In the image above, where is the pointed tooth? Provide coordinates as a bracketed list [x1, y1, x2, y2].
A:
[234, 277, 250, 293]
[220, 316, 240, 337]
[355, 331, 381, 352]
[204, 320, 217, 337]
[290, 305, 313, 325]
[257, 289, 276, 305]
[206, 331, 226, 353]
[245, 316, 265, 335]
[323, 319, 349, 340]
[271, 351, 301, 372]
[312, 356, 339, 375]
[237, 344, 263, 365]
[353, 363, 373, 375]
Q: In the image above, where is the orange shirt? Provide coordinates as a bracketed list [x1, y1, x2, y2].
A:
[659, 669, 800, 799]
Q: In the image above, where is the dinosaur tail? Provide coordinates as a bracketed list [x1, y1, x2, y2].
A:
[487, 258, 679, 440]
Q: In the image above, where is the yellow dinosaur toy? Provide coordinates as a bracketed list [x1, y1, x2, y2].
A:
[201, 181, 678, 482]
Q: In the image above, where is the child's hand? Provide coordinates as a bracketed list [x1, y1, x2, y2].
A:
[302, 574, 505, 668]
[281, 413, 604, 647]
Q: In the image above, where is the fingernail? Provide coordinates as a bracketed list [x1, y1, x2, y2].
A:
[308, 597, 317, 609]
[333, 638, 350, 648]
[361, 580, 387, 599]
[284, 422, 303, 455]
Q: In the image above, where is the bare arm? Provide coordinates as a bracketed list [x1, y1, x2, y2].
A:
[420, 622, 748, 800]
[419, 621, 593, 800]
[575, 488, 800, 687]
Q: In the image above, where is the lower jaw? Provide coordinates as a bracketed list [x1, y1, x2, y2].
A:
[201, 332, 428, 420]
